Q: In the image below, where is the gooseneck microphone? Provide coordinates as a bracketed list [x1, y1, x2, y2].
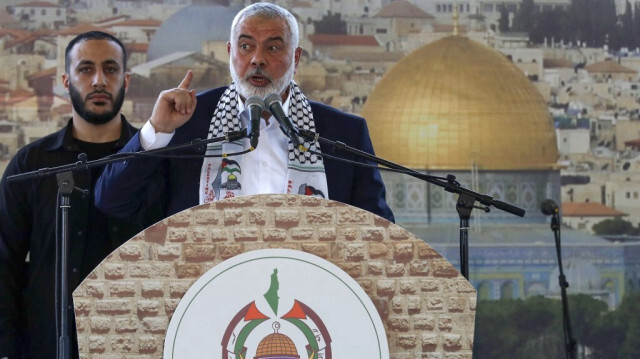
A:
[263, 93, 302, 148]
[540, 199, 559, 216]
[244, 96, 264, 149]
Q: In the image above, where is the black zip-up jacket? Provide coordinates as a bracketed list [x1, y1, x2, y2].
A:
[0, 116, 163, 358]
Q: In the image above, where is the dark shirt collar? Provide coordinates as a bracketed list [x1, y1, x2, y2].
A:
[45, 114, 136, 152]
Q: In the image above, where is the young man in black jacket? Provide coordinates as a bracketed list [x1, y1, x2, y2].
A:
[0, 31, 162, 358]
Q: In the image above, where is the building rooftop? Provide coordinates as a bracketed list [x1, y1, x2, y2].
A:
[104, 19, 162, 28]
[624, 138, 640, 149]
[11, 1, 61, 8]
[126, 43, 149, 53]
[0, 28, 31, 40]
[543, 58, 574, 69]
[0, 13, 21, 28]
[308, 34, 379, 46]
[147, 4, 241, 61]
[329, 50, 405, 62]
[56, 24, 115, 36]
[406, 223, 619, 246]
[28, 67, 56, 80]
[585, 60, 637, 74]
[0, 88, 35, 105]
[432, 24, 467, 34]
[131, 51, 194, 77]
[562, 202, 627, 217]
[374, 0, 435, 19]
[292, 1, 313, 8]
[93, 15, 131, 26]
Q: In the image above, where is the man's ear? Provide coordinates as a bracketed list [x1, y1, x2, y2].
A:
[293, 47, 302, 73]
[61, 72, 69, 93]
[123, 72, 131, 93]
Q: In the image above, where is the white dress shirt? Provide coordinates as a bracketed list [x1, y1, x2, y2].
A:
[139, 94, 291, 195]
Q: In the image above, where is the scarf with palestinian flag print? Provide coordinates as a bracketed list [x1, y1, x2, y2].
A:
[198, 82, 328, 204]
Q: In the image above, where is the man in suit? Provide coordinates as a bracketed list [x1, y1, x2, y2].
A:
[95, 2, 394, 222]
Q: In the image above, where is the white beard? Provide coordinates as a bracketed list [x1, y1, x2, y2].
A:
[230, 62, 295, 100]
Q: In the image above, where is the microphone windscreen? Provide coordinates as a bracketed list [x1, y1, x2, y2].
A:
[264, 93, 282, 108]
[540, 199, 559, 215]
[245, 96, 264, 110]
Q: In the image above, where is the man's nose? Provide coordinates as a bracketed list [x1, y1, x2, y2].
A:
[251, 49, 266, 66]
[92, 70, 106, 89]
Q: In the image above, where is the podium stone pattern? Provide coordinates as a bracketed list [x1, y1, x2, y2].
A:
[74, 194, 476, 358]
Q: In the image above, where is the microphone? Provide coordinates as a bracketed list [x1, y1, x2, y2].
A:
[540, 199, 559, 215]
[263, 93, 301, 148]
[245, 96, 264, 149]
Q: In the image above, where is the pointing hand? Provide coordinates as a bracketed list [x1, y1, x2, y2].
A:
[149, 70, 197, 133]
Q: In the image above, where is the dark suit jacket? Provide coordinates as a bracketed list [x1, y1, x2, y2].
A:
[96, 87, 394, 222]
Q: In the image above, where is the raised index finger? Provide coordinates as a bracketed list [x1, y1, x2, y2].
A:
[178, 70, 193, 90]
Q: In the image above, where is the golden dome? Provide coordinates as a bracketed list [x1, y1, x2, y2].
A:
[254, 332, 299, 359]
[361, 36, 558, 170]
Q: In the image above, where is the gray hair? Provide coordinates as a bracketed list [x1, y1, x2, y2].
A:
[230, 2, 299, 49]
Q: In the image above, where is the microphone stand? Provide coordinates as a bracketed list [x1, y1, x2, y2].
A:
[6, 131, 246, 359]
[296, 129, 525, 280]
[55, 171, 74, 359]
[549, 210, 577, 359]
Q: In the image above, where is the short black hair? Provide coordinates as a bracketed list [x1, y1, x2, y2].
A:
[64, 31, 127, 72]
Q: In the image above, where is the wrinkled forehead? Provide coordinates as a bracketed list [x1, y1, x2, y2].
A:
[232, 15, 292, 43]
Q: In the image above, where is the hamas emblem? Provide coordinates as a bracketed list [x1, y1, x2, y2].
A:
[164, 249, 389, 358]
[221, 269, 331, 359]
[213, 158, 242, 200]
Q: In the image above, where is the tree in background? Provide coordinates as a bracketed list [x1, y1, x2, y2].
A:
[498, 4, 510, 33]
[592, 217, 639, 236]
[618, 293, 640, 358]
[620, 0, 634, 49]
[587, 293, 640, 359]
[593, 0, 621, 48]
[473, 294, 640, 358]
[566, 0, 591, 45]
[513, 296, 564, 358]
[512, 0, 536, 33]
[530, 8, 570, 45]
[473, 299, 521, 358]
[634, 3, 640, 49]
[569, 0, 619, 47]
[473, 297, 564, 358]
[512, 0, 625, 49]
[569, 294, 608, 356]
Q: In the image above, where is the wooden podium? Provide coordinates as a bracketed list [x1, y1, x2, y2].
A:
[73, 194, 476, 358]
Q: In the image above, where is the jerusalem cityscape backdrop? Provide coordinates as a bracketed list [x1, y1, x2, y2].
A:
[1, 0, 640, 357]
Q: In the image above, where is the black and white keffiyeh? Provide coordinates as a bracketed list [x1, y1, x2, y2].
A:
[198, 82, 328, 203]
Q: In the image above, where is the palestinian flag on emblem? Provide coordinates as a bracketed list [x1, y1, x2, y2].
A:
[221, 158, 241, 174]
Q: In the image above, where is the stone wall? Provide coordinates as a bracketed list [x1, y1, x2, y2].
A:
[73, 194, 476, 358]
